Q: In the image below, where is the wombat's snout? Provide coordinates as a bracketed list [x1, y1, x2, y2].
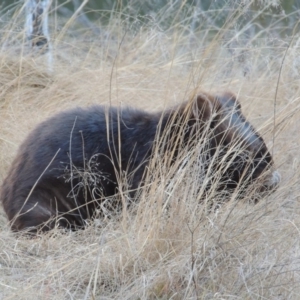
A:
[261, 169, 281, 192]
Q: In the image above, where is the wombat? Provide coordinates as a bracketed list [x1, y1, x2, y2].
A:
[0, 92, 280, 233]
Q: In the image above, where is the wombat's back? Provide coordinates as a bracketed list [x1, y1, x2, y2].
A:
[0, 105, 160, 232]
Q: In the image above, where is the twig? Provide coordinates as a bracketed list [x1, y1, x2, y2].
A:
[186, 221, 201, 299]
[272, 38, 292, 157]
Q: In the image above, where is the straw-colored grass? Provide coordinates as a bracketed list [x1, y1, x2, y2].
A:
[0, 1, 300, 299]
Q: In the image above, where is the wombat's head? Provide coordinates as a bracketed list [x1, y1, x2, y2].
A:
[192, 92, 280, 196]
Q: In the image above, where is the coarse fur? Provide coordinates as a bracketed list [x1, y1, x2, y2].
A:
[0, 92, 280, 233]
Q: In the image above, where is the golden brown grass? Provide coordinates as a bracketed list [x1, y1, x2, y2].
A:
[1, 2, 300, 299]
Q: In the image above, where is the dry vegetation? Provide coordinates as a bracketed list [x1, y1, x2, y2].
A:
[0, 1, 300, 299]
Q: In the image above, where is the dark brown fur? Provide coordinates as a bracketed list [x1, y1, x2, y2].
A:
[0, 92, 279, 233]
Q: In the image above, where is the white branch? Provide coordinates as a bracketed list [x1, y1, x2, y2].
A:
[25, 0, 53, 70]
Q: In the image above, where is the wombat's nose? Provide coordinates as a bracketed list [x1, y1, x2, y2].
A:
[263, 170, 281, 190]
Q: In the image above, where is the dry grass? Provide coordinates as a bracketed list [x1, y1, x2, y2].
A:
[1, 1, 300, 299]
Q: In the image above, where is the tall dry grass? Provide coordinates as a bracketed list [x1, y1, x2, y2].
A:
[0, 1, 300, 299]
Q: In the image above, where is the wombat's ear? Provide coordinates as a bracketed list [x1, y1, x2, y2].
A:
[216, 92, 241, 111]
[192, 93, 213, 122]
